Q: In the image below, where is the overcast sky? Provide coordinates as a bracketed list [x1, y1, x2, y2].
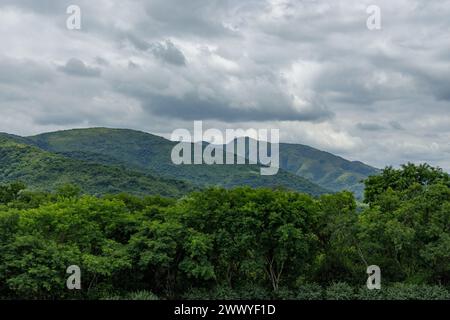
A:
[0, 0, 449, 170]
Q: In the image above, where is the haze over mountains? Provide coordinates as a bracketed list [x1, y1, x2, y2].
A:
[0, 128, 379, 197]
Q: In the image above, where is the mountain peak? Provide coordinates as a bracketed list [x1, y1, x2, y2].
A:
[0, 127, 380, 198]
[29, 127, 167, 141]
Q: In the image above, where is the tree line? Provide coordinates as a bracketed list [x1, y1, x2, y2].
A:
[0, 163, 449, 300]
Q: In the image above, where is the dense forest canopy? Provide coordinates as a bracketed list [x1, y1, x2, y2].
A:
[0, 163, 448, 300]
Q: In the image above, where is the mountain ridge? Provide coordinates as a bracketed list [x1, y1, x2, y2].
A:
[0, 133, 193, 197]
[221, 135, 379, 197]
[26, 128, 329, 196]
[0, 128, 330, 197]
[26, 127, 378, 197]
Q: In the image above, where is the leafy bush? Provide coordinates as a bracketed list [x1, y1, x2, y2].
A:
[296, 284, 324, 300]
[212, 286, 240, 300]
[101, 291, 159, 300]
[0, 162, 449, 301]
[384, 284, 450, 300]
[233, 285, 271, 300]
[357, 287, 385, 300]
[357, 284, 450, 300]
[126, 291, 159, 300]
[326, 282, 355, 300]
[273, 287, 296, 300]
[182, 288, 213, 300]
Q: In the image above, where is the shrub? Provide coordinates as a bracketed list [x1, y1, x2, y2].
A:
[100, 291, 159, 300]
[182, 288, 213, 300]
[296, 284, 323, 300]
[357, 287, 385, 300]
[273, 287, 296, 300]
[384, 284, 450, 300]
[212, 286, 240, 300]
[326, 282, 355, 300]
[234, 285, 271, 300]
[127, 290, 159, 300]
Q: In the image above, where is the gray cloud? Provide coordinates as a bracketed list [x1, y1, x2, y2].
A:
[0, 0, 70, 14]
[389, 121, 404, 130]
[357, 123, 385, 131]
[95, 57, 109, 66]
[139, 92, 332, 122]
[0, 58, 53, 85]
[58, 59, 101, 77]
[0, 0, 450, 171]
[125, 34, 151, 51]
[149, 40, 187, 66]
[142, 0, 239, 38]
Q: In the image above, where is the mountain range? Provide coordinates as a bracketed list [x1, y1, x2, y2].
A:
[0, 128, 379, 198]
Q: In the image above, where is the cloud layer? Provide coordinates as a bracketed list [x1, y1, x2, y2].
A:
[0, 0, 449, 170]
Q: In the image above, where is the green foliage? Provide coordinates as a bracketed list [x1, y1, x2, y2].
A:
[312, 191, 363, 284]
[325, 282, 355, 300]
[279, 143, 379, 198]
[28, 128, 330, 196]
[101, 290, 159, 300]
[0, 195, 133, 299]
[126, 290, 160, 300]
[0, 162, 448, 300]
[357, 287, 385, 300]
[0, 137, 193, 198]
[358, 164, 450, 284]
[0, 181, 26, 204]
[273, 287, 296, 300]
[364, 163, 450, 205]
[383, 284, 450, 300]
[358, 284, 450, 300]
[56, 184, 82, 199]
[296, 284, 324, 300]
[182, 288, 214, 300]
[29, 128, 380, 197]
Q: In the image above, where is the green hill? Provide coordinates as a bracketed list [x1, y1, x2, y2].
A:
[279, 143, 379, 197]
[27, 128, 329, 196]
[1, 127, 378, 197]
[0, 134, 192, 197]
[225, 137, 379, 198]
